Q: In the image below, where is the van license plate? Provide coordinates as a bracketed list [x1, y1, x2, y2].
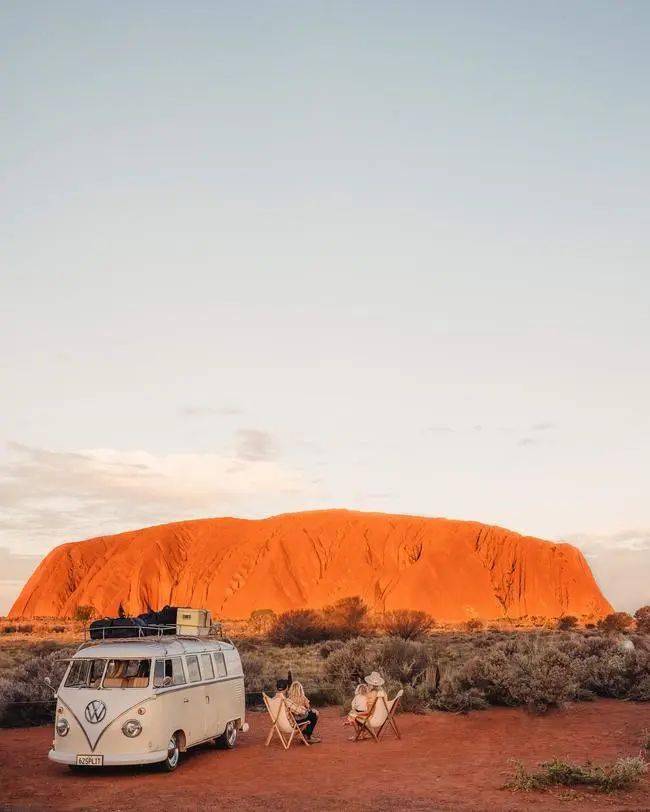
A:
[76, 754, 103, 766]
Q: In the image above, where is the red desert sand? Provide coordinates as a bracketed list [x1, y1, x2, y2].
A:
[0, 701, 648, 810]
[11, 510, 612, 621]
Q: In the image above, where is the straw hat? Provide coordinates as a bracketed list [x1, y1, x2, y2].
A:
[364, 671, 385, 687]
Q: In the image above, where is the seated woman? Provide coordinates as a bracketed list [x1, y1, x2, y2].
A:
[284, 680, 321, 743]
[364, 671, 387, 705]
[344, 683, 370, 725]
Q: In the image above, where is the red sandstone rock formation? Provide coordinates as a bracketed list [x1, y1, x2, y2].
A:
[9, 510, 613, 621]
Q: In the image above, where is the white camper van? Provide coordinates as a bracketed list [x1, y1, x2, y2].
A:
[48, 631, 247, 771]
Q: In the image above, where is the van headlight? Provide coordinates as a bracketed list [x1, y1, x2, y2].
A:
[122, 719, 142, 738]
[56, 718, 70, 737]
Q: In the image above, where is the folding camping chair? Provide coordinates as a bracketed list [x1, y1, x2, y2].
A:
[263, 692, 311, 749]
[353, 689, 403, 743]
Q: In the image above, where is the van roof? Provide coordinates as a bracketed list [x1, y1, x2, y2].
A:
[74, 636, 235, 659]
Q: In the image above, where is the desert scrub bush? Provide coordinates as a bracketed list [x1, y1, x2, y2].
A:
[377, 637, 433, 687]
[382, 610, 436, 640]
[557, 615, 579, 631]
[0, 646, 75, 727]
[598, 612, 635, 634]
[319, 640, 344, 659]
[1, 625, 17, 635]
[505, 756, 647, 793]
[248, 609, 277, 636]
[464, 619, 484, 632]
[324, 637, 376, 690]
[268, 609, 330, 646]
[73, 605, 96, 622]
[635, 606, 650, 635]
[322, 597, 370, 639]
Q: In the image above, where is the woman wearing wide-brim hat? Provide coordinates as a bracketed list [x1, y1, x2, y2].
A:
[346, 671, 388, 740]
[364, 671, 387, 707]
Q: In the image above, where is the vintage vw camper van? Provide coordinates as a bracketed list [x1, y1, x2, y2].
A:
[49, 633, 247, 771]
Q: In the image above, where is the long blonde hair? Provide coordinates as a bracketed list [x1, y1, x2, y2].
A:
[287, 680, 307, 704]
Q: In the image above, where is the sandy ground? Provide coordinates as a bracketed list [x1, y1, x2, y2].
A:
[0, 700, 648, 811]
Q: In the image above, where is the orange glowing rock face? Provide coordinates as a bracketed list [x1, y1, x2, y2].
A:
[9, 510, 613, 621]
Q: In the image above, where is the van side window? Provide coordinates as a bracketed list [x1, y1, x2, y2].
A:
[213, 652, 227, 678]
[186, 654, 201, 683]
[154, 657, 186, 687]
[200, 653, 214, 679]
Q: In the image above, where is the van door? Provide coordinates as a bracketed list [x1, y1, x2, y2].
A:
[183, 655, 204, 744]
[199, 653, 219, 738]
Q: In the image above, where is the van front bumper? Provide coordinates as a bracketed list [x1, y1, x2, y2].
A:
[48, 748, 168, 766]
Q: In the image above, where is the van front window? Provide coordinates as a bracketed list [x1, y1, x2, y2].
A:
[103, 659, 151, 688]
[65, 659, 106, 688]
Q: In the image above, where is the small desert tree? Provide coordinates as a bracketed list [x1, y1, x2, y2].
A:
[557, 615, 578, 631]
[74, 605, 96, 622]
[322, 596, 369, 638]
[382, 609, 435, 640]
[634, 606, 650, 634]
[597, 612, 634, 634]
[268, 609, 329, 646]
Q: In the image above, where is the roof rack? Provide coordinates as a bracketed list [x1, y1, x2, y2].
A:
[77, 626, 236, 653]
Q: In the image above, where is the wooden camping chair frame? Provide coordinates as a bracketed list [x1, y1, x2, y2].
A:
[353, 692, 402, 743]
[263, 692, 311, 750]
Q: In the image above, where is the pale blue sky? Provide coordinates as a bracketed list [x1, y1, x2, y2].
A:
[1, 1, 649, 613]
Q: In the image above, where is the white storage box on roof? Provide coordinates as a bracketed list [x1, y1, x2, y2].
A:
[177, 607, 212, 637]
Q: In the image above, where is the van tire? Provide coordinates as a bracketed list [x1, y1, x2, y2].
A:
[159, 733, 181, 771]
[215, 720, 237, 749]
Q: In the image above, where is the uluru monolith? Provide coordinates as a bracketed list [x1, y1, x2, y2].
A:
[9, 510, 612, 621]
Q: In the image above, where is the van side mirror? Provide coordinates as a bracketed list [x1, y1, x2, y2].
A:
[43, 676, 57, 697]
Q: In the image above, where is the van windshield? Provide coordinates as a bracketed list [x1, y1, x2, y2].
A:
[103, 659, 151, 688]
[65, 659, 106, 688]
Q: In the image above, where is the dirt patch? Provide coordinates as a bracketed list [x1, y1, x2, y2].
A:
[0, 700, 648, 811]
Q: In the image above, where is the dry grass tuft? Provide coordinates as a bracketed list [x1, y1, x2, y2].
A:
[505, 756, 647, 793]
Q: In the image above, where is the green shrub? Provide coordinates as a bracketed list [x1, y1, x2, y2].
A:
[557, 615, 579, 631]
[0, 647, 75, 727]
[505, 756, 647, 792]
[2, 625, 17, 634]
[378, 637, 433, 687]
[324, 637, 375, 690]
[268, 610, 330, 646]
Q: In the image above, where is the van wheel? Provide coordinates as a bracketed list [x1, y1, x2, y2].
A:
[215, 720, 237, 750]
[159, 733, 180, 771]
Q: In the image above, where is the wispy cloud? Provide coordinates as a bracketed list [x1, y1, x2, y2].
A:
[0, 440, 316, 552]
[235, 429, 276, 462]
[180, 405, 243, 417]
[531, 422, 557, 432]
[517, 437, 536, 446]
[565, 529, 650, 554]
[563, 530, 650, 613]
[0, 547, 43, 583]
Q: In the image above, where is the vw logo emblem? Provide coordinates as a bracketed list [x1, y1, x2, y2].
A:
[85, 700, 107, 724]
